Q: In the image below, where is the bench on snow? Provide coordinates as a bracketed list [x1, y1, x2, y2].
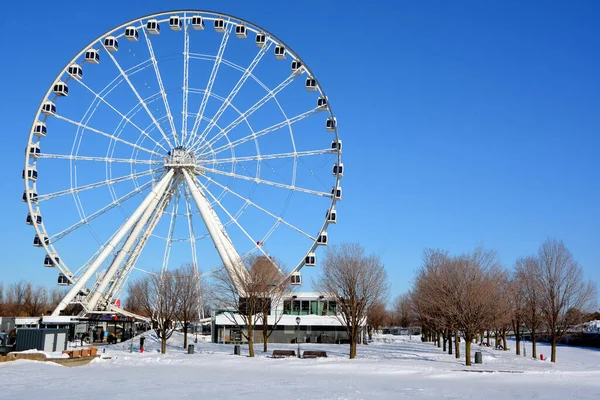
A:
[272, 350, 296, 358]
[302, 351, 327, 358]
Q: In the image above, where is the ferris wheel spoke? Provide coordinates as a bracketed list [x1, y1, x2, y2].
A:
[200, 167, 331, 198]
[140, 21, 179, 146]
[187, 22, 232, 147]
[201, 174, 316, 241]
[101, 43, 174, 149]
[201, 149, 331, 166]
[74, 78, 170, 153]
[54, 114, 164, 158]
[209, 107, 323, 157]
[195, 177, 284, 275]
[49, 178, 156, 243]
[38, 167, 160, 203]
[183, 184, 199, 274]
[181, 15, 191, 144]
[161, 182, 181, 274]
[192, 72, 302, 153]
[37, 153, 161, 165]
[195, 41, 273, 146]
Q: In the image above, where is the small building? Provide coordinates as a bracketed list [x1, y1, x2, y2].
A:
[212, 292, 366, 345]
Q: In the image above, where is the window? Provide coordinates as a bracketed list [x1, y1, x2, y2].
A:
[328, 301, 337, 315]
[310, 301, 320, 315]
[292, 300, 300, 314]
[301, 300, 309, 315]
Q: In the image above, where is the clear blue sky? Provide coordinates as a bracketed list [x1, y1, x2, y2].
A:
[1, 0, 599, 304]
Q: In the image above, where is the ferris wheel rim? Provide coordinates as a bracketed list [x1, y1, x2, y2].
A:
[24, 9, 341, 294]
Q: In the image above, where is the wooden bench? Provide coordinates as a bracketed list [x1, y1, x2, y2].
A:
[302, 351, 327, 358]
[272, 350, 296, 358]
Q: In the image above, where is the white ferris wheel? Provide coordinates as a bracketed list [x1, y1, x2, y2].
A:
[23, 10, 343, 317]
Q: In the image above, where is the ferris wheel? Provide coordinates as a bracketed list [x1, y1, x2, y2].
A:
[23, 10, 342, 316]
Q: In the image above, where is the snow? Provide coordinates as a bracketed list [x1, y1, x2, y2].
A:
[2, 332, 600, 399]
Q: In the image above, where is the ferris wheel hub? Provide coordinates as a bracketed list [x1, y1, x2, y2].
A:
[164, 146, 197, 169]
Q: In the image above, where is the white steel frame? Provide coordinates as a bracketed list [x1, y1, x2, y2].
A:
[23, 10, 342, 317]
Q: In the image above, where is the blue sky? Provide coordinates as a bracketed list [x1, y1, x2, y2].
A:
[1, 0, 599, 304]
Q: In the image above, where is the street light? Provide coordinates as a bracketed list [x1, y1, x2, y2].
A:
[296, 316, 301, 358]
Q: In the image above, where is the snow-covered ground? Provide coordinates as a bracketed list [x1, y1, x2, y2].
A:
[2, 332, 600, 399]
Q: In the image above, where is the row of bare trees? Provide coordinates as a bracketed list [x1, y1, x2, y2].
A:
[407, 239, 596, 365]
[126, 263, 204, 353]
[0, 281, 64, 317]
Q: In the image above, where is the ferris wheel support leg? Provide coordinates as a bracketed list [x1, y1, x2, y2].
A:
[86, 177, 176, 311]
[51, 170, 175, 316]
[104, 184, 174, 305]
[182, 169, 248, 291]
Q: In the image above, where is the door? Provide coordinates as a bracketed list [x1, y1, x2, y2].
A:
[43, 333, 55, 352]
[56, 332, 67, 351]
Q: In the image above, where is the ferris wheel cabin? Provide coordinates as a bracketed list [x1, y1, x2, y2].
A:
[67, 64, 83, 80]
[28, 142, 41, 158]
[169, 15, 182, 31]
[53, 81, 69, 96]
[33, 233, 49, 247]
[22, 166, 38, 181]
[146, 19, 160, 34]
[85, 49, 100, 64]
[41, 101, 56, 116]
[305, 77, 317, 92]
[125, 26, 139, 41]
[235, 24, 247, 38]
[26, 211, 42, 225]
[192, 16, 205, 30]
[291, 60, 303, 74]
[57, 273, 72, 286]
[103, 36, 119, 52]
[214, 18, 226, 33]
[22, 190, 38, 203]
[32, 122, 46, 137]
[274, 45, 286, 60]
[326, 117, 337, 132]
[317, 96, 328, 109]
[331, 140, 342, 153]
[305, 253, 316, 266]
[290, 272, 302, 285]
[44, 254, 60, 267]
[331, 186, 342, 200]
[255, 32, 266, 47]
[333, 163, 344, 177]
[317, 232, 328, 245]
[326, 209, 337, 223]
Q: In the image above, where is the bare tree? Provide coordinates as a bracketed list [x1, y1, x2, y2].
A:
[175, 263, 204, 349]
[23, 283, 48, 317]
[507, 272, 526, 355]
[131, 271, 182, 354]
[249, 256, 290, 353]
[393, 293, 413, 328]
[535, 239, 597, 362]
[515, 256, 543, 358]
[213, 256, 287, 357]
[7, 281, 28, 316]
[367, 301, 388, 338]
[452, 248, 505, 366]
[315, 243, 389, 359]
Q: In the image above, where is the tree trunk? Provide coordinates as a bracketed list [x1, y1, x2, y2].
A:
[502, 331, 507, 351]
[247, 326, 255, 358]
[442, 329, 447, 352]
[532, 327, 537, 359]
[551, 334, 557, 362]
[454, 330, 460, 359]
[465, 335, 472, 366]
[515, 333, 521, 356]
[161, 337, 167, 354]
[486, 330, 490, 346]
[448, 332, 453, 355]
[263, 321, 269, 353]
[350, 326, 358, 359]
[437, 331, 441, 348]
[183, 322, 188, 349]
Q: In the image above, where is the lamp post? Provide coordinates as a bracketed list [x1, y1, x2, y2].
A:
[296, 316, 301, 358]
